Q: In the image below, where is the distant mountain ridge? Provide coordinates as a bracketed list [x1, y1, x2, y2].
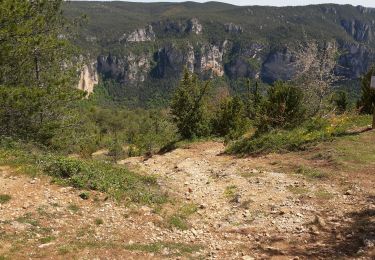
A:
[66, 1, 375, 105]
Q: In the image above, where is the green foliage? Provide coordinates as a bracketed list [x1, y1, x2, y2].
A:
[44, 156, 167, 204]
[244, 80, 264, 120]
[171, 70, 211, 139]
[0, 0, 78, 88]
[0, 140, 167, 205]
[79, 192, 90, 200]
[0, 0, 86, 148]
[108, 141, 124, 160]
[212, 96, 248, 139]
[0, 194, 11, 204]
[124, 242, 202, 256]
[39, 236, 56, 244]
[168, 215, 189, 230]
[332, 90, 349, 114]
[167, 203, 198, 230]
[358, 67, 375, 114]
[295, 166, 326, 179]
[86, 106, 177, 157]
[0, 86, 85, 145]
[224, 185, 238, 201]
[94, 218, 104, 225]
[227, 115, 370, 155]
[257, 81, 306, 132]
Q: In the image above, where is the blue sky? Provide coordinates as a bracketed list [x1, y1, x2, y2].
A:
[88, 1, 375, 8]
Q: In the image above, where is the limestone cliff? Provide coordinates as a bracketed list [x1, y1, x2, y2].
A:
[78, 63, 98, 95]
[120, 25, 155, 43]
[97, 52, 151, 84]
[69, 2, 375, 100]
[200, 42, 227, 77]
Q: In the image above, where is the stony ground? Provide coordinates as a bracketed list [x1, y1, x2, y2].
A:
[1, 139, 374, 259]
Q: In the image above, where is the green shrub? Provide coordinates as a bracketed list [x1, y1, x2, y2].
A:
[295, 166, 326, 179]
[94, 218, 104, 225]
[257, 81, 306, 132]
[79, 192, 90, 200]
[170, 70, 211, 139]
[45, 157, 86, 179]
[0, 194, 11, 204]
[331, 90, 349, 114]
[43, 156, 167, 204]
[212, 96, 249, 139]
[168, 215, 189, 230]
[0, 86, 84, 145]
[108, 141, 125, 160]
[227, 115, 366, 155]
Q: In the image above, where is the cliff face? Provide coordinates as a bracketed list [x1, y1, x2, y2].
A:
[68, 2, 375, 99]
[89, 38, 374, 91]
[96, 38, 228, 84]
[97, 53, 151, 84]
[341, 19, 373, 42]
[119, 25, 155, 43]
[78, 63, 98, 95]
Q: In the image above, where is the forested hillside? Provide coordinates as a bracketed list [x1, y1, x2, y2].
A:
[65, 1, 375, 106]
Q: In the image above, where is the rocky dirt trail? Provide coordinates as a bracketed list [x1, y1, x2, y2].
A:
[120, 141, 375, 259]
[0, 141, 374, 259]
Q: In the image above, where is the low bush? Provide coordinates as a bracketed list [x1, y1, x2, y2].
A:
[0, 194, 11, 204]
[44, 156, 167, 204]
[257, 81, 306, 132]
[226, 115, 371, 155]
[0, 139, 167, 205]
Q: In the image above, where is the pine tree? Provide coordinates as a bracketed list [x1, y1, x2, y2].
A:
[213, 96, 247, 139]
[0, 0, 78, 87]
[0, 0, 84, 145]
[258, 81, 306, 132]
[171, 69, 211, 139]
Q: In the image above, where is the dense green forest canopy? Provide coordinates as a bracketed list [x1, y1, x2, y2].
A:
[64, 1, 375, 52]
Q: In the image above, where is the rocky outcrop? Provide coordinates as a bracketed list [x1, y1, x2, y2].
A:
[200, 42, 228, 77]
[86, 17, 375, 89]
[321, 6, 337, 14]
[152, 42, 227, 79]
[151, 44, 189, 78]
[225, 23, 243, 34]
[337, 43, 375, 79]
[225, 43, 264, 79]
[341, 19, 373, 42]
[90, 39, 375, 89]
[187, 18, 203, 35]
[96, 40, 229, 85]
[97, 53, 151, 84]
[120, 25, 155, 42]
[356, 5, 375, 14]
[78, 63, 98, 95]
[153, 18, 203, 35]
[261, 48, 297, 83]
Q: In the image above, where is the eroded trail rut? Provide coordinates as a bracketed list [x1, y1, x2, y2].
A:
[121, 141, 374, 259]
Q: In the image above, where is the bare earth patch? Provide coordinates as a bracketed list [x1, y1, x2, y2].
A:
[120, 140, 374, 259]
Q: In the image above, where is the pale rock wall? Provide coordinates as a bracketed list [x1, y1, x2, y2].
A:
[78, 63, 98, 95]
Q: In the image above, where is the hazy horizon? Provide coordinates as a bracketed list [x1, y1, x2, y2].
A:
[73, 0, 375, 8]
